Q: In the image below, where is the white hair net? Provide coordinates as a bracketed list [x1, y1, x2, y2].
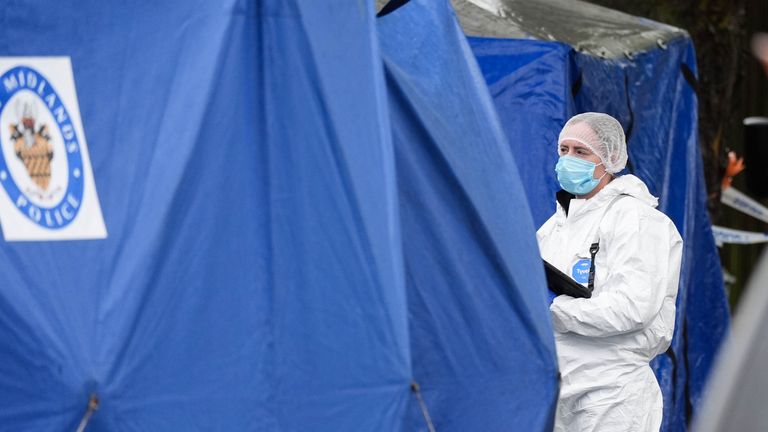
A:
[558, 112, 628, 174]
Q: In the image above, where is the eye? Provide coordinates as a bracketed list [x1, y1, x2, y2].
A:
[577, 148, 590, 156]
[559, 146, 568, 155]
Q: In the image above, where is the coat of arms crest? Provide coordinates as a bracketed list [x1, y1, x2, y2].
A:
[9, 99, 53, 192]
[0, 58, 107, 240]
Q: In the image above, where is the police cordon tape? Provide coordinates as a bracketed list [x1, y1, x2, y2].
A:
[715, 187, 768, 245]
[721, 187, 768, 224]
[712, 225, 768, 246]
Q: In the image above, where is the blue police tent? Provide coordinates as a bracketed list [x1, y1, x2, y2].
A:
[378, 1, 558, 430]
[442, 0, 730, 430]
[0, 0, 557, 430]
[0, 1, 412, 430]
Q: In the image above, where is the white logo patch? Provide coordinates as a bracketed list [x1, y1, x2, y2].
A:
[0, 57, 106, 241]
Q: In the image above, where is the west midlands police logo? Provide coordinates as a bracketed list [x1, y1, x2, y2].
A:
[0, 66, 84, 228]
[0, 58, 105, 241]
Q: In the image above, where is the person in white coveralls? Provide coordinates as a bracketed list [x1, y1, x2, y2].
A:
[537, 112, 683, 432]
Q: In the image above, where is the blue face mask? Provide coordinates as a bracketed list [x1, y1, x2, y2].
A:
[555, 156, 606, 195]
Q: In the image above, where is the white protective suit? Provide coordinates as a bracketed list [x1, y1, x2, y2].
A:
[537, 174, 683, 432]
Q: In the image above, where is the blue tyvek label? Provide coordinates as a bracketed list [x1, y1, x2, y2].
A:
[572, 259, 591, 283]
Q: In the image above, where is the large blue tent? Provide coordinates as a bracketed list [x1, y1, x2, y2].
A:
[379, 2, 557, 430]
[0, 0, 558, 431]
[1, 1, 412, 430]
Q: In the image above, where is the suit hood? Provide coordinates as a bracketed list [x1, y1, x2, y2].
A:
[594, 174, 658, 208]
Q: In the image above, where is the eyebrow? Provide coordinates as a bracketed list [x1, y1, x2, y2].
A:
[560, 143, 592, 152]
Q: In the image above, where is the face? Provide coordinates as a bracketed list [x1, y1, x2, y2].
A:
[558, 139, 607, 180]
